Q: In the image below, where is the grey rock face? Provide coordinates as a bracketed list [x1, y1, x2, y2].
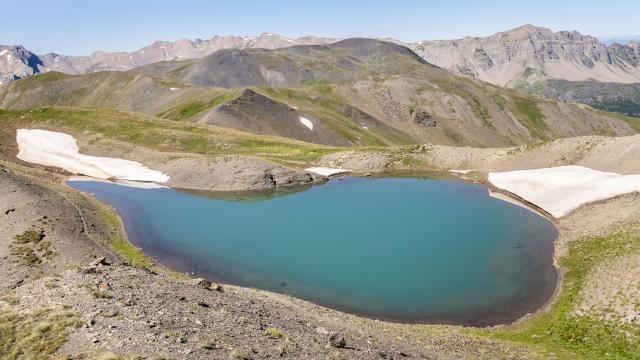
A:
[0, 45, 44, 84]
[410, 25, 640, 87]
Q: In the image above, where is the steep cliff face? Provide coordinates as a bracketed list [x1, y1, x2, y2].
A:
[411, 25, 640, 87]
[0, 45, 45, 85]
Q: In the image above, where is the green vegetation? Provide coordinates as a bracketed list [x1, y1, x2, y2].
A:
[231, 350, 252, 360]
[258, 84, 413, 146]
[156, 91, 238, 121]
[11, 246, 40, 266]
[492, 94, 507, 111]
[479, 230, 640, 359]
[0, 292, 19, 305]
[13, 229, 45, 244]
[198, 339, 218, 350]
[0, 107, 338, 162]
[0, 308, 81, 359]
[162, 330, 180, 338]
[593, 100, 640, 118]
[470, 96, 493, 129]
[609, 112, 640, 132]
[97, 205, 152, 269]
[529, 79, 640, 119]
[265, 327, 289, 340]
[8, 72, 69, 91]
[91, 289, 113, 299]
[523, 67, 535, 78]
[512, 96, 547, 138]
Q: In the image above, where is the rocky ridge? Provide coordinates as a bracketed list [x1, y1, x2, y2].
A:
[410, 24, 640, 87]
[0, 33, 340, 84]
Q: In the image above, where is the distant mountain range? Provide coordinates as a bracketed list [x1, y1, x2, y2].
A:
[2, 25, 640, 117]
[0, 33, 340, 85]
[408, 25, 640, 117]
[600, 35, 640, 46]
[4, 25, 639, 87]
[411, 25, 640, 87]
[2, 38, 636, 149]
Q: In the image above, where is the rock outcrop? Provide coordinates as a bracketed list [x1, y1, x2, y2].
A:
[411, 25, 640, 87]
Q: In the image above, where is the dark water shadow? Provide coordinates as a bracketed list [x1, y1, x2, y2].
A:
[172, 183, 315, 203]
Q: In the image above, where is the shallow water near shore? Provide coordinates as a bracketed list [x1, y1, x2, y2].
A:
[68, 177, 558, 326]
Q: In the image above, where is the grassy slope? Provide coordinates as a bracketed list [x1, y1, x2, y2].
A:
[0, 308, 82, 359]
[527, 80, 640, 118]
[155, 90, 239, 121]
[479, 231, 640, 359]
[0, 160, 153, 358]
[257, 83, 415, 146]
[0, 106, 338, 162]
[2, 61, 637, 149]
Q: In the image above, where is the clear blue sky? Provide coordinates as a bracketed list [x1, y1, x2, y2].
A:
[2, 0, 639, 55]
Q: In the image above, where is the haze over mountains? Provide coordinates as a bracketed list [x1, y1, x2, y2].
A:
[0, 33, 340, 85]
[3, 25, 640, 87]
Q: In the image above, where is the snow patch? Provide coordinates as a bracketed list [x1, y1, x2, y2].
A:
[305, 167, 351, 177]
[0, 50, 8, 56]
[488, 165, 640, 218]
[169, 87, 179, 91]
[449, 169, 472, 174]
[17, 129, 169, 183]
[299, 117, 314, 130]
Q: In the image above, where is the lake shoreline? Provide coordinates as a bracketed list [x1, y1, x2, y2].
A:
[67, 173, 560, 328]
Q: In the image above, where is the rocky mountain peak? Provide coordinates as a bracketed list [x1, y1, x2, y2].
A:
[411, 25, 640, 87]
[0, 45, 44, 84]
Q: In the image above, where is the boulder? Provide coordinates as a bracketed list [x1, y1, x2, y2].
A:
[191, 278, 212, 289]
[328, 333, 346, 348]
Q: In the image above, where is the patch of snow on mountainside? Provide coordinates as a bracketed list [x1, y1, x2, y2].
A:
[17, 129, 169, 183]
[488, 165, 640, 218]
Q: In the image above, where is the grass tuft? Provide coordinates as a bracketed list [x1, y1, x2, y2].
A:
[0, 309, 80, 359]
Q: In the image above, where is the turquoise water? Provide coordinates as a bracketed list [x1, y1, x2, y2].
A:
[68, 177, 557, 325]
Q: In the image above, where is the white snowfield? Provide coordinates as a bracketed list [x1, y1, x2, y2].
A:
[17, 129, 170, 183]
[304, 167, 351, 177]
[299, 117, 314, 130]
[488, 165, 640, 218]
